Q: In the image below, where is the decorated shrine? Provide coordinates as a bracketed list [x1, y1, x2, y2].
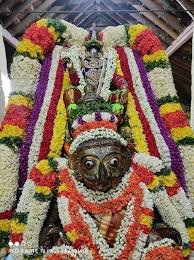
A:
[0, 9, 194, 260]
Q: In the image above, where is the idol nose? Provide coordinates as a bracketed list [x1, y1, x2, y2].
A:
[98, 163, 108, 181]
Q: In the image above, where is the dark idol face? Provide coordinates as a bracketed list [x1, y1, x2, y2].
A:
[69, 139, 132, 192]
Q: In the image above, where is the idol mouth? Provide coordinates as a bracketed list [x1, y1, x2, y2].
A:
[83, 177, 122, 192]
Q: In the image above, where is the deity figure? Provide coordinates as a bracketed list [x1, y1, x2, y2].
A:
[0, 19, 194, 260]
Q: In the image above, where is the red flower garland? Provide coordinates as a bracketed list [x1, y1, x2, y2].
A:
[3, 105, 31, 130]
[29, 168, 57, 188]
[132, 29, 164, 56]
[23, 24, 55, 55]
[132, 163, 155, 185]
[0, 209, 15, 220]
[59, 167, 148, 259]
[72, 121, 117, 138]
[58, 167, 142, 214]
[143, 245, 183, 260]
[162, 111, 189, 130]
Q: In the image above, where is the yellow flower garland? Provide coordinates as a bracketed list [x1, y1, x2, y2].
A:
[116, 55, 123, 76]
[11, 219, 26, 234]
[159, 102, 182, 116]
[17, 39, 44, 60]
[7, 95, 33, 109]
[0, 125, 24, 139]
[48, 71, 69, 158]
[159, 171, 177, 187]
[170, 127, 194, 142]
[35, 186, 51, 196]
[143, 50, 168, 64]
[139, 214, 153, 227]
[0, 219, 10, 232]
[36, 159, 52, 174]
[147, 175, 160, 190]
[126, 93, 149, 154]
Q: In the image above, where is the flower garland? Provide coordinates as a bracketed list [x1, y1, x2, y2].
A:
[124, 47, 171, 166]
[48, 70, 69, 158]
[69, 99, 113, 122]
[61, 46, 86, 95]
[60, 19, 89, 46]
[133, 51, 186, 190]
[179, 145, 194, 209]
[100, 25, 127, 47]
[19, 53, 52, 186]
[126, 24, 194, 203]
[69, 127, 127, 154]
[159, 98, 194, 145]
[38, 60, 64, 161]
[132, 153, 193, 254]
[115, 53, 149, 153]
[11, 56, 41, 97]
[16, 18, 66, 61]
[10, 158, 58, 257]
[97, 47, 117, 101]
[126, 92, 149, 154]
[117, 46, 160, 157]
[141, 239, 182, 260]
[57, 162, 154, 259]
[27, 45, 62, 173]
[0, 60, 37, 254]
[72, 112, 118, 130]
[56, 155, 190, 259]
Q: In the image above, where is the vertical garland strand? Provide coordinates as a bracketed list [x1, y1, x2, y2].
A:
[19, 54, 52, 187]
[134, 51, 186, 190]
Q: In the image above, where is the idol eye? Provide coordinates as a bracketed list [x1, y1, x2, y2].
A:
[84, 160, 95, 169]
[109, 158, 119, 167]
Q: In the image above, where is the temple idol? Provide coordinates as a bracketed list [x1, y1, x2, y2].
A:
[0, 19, 194, 259]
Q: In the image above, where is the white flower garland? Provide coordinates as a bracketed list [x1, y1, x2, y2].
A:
[102, 25, 127, 47]
[16, 179, 36, 213]
[28, 45, 62, 173]
[60, 20, 89, 47]
[139, 182, 153, 210]
[152, 189, 190, 244]
[134, 153, 194, 222]
[11, 55, 41, 96]
[132, 233, 148, 260]
[57, 197, 71, 226]
[57, 172, 153, 259]
[71, 112, 118, 130]
[23, 200, 50, 252]
[61, 46, 86, 95]
[125, 47, 171, 167]
[97, 47, 117, 101]
[169, 187, 194, 220]
[69, 127, 127, 154]
[148, 67, 177, 99]
[0, 144, 19, 211]
[179, 145, 194, 209]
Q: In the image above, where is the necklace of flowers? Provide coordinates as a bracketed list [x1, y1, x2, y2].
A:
[57, 165, 152, 259]
[58, 164, 142, 214]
